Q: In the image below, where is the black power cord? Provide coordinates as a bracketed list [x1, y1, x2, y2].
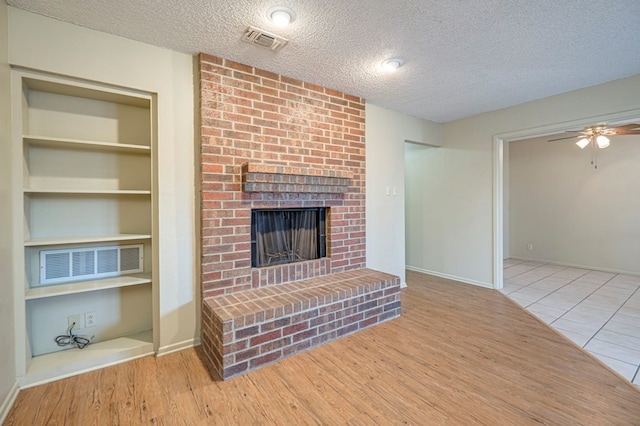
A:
[55, 322, 95, 349]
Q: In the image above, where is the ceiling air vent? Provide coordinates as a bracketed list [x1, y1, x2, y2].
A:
[242, 26, 288, 51]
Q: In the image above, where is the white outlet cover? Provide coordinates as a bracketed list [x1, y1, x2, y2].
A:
[84, 312, 97, 327]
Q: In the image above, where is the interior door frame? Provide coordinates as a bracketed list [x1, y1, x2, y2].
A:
[493, 108, 640, 289]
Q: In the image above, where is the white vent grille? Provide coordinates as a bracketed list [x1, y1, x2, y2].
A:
[72, 250, 95, 277]
[242, 26, 288, 51]
[39, 244, 143, 286]
[97, 248, 118, 274]
[45, 252, 70, 280]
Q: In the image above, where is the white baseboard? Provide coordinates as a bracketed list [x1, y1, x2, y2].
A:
[508, 256, 640, 277]
[0, 381, 19, 424]
[19, 331, 154, 389]
[156, 337, 200, 357]
[406, 266, 494, 289]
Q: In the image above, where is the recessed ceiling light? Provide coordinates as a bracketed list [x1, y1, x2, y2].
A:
[267, 6, 296, 26]
[381, 58, 404, 72]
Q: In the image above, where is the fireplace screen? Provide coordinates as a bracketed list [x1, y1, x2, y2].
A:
[251, 208, 327, 267]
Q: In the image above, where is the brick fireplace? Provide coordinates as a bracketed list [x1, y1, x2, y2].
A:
[199, 53, 366, 296]
[198, 54, 401, 379]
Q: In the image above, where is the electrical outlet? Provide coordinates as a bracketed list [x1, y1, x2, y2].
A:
[85, 312, 97, 328]
[68, 314, 81, 329]
[527, 243, 533, 251]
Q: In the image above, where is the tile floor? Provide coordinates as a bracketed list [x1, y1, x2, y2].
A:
[502, 259, 640, 386]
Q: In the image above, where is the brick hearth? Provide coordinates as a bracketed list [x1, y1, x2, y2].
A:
[202, 269, 401, 379]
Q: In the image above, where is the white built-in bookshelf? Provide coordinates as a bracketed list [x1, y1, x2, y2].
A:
[12, 70, 156, 387]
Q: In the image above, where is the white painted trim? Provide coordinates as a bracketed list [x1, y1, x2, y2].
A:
[11, 71, 27, 379]
[18, 338, 201, 389]
[0, 381, 19, 424]
[406, 266, 493, 289]
[404, 139, 440, 148]
[18, 350, 154, 389]
[493, 135, 504, 289]
[156, 337, 200, 357]
[493, 108, 640, 292]
[508, 256, 640, 277]
[19, 352, 152, 389]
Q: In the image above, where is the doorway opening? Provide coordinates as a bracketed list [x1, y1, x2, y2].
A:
[493, 109, 640, 288]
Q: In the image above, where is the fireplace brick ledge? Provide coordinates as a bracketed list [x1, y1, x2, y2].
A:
[241, 162, 353, 194]
[201, 267, 402, 380]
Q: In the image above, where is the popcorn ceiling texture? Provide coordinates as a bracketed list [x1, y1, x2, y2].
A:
[198, 53, 366, 299]
[9, 0, 640, 122]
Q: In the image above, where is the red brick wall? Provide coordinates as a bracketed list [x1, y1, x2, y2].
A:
[199, 53, 366, 298]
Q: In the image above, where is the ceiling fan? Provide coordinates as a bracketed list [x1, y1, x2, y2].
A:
[548, 123, 640, 168]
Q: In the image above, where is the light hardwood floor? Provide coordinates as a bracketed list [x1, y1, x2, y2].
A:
[5, 270, 640, 425]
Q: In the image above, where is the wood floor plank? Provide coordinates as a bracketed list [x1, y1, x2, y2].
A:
[34, 377, 75, 425]
[242, 372, 320, 424]
[271, 357, 355, 424]
[63, 369, 106, 425]
[3, 380, 43, 424]
[301, 350, 398, 424]
[134, 357, 167, 422]
[6, 271, 640, 425]
[310, 341, 451, 424]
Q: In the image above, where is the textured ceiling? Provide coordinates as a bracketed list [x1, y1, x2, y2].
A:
[7, 0, 640, 122]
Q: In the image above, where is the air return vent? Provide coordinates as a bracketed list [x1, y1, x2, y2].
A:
[39, 244, 144, 286]
[242, 26, 288, 51]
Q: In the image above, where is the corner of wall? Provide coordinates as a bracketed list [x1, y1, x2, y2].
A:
[0, 381, 19, 424]
[365, 103, 442, 284]
[192, 53, 203, 341]
[0, 0, 18, 418]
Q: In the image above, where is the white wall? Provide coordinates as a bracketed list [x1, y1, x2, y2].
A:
[509, 134, 640, 274]
[8, 8, 198, 355]
[365, 103, 441, 285]
[0, 1, 18, 421]
[412, 74, 640, 287]
[405, 142, 438, 270]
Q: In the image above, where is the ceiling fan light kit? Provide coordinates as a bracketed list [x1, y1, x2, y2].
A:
[576, 137, 590, 149]
[548, 123, 640, 169]
[596, 135, 610, 149]
[575, 134, 610, 149]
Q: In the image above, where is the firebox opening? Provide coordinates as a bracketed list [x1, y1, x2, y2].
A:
[251, 208, 327, 268]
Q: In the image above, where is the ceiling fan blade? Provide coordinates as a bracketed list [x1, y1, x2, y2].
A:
[610, 123, 640, 130]
[609, 128, 640, 136]
[547, 123, 640, 142]
[611, 129, 640, 135]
